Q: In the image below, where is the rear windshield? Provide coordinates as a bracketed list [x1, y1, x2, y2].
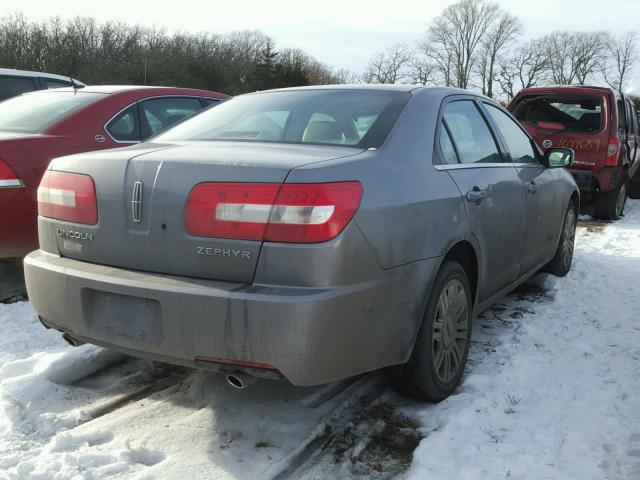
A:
[511, 94, 603, 133]
[152, 89, 411, 149]
[0, 91, 103, 133]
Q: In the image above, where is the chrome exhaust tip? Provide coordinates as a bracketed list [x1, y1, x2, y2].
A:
[226, 372, 258, 390]
[62, 332, 86, 347]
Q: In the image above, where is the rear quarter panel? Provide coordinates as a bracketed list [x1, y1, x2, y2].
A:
[287, 89, 471, 270]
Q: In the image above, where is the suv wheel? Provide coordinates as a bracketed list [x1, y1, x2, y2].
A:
[594, 175, 628, 220]
[387, 261, 472, 403]
[543, 201, 577, 277]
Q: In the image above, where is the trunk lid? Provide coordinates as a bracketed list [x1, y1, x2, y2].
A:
[50, 141, 362, 283]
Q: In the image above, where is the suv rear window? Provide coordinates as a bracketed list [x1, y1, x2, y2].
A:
[511, 95, 603, 133]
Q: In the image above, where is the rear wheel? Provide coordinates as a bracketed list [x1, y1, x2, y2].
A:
[387, 261, 472, 403]
[543, 200, 577, 277]
[594, 175, 627, 220]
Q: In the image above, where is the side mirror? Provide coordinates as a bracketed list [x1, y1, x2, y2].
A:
[537, 121, 566, 132]
[545, 147, 574, 168]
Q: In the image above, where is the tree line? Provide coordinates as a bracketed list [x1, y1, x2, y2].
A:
[0, 13, 354, 95]
[363, 0, 639, 102]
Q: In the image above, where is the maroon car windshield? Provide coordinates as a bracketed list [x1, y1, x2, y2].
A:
[0, 91, 103, 133]
[152, 89, 411, 149]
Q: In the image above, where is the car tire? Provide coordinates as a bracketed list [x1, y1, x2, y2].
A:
[543, 200, 577, 277]
[387, 261, 472, 403]
[594, 174, 628, 220]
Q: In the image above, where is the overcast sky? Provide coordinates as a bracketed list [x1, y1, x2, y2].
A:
[2, 0, 639, 79]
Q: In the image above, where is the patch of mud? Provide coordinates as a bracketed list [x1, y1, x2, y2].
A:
[578, 219, 610, 233]
[321, 402, 422, 478]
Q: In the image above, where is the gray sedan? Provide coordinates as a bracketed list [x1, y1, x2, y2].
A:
[25, 85, 578, 402]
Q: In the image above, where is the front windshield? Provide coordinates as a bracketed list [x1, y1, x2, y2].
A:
[0, 91, 104, 133]
[153, 89, 411, 149]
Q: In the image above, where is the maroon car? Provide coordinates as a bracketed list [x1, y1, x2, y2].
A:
[508, 86, 640, 219]
[0, 86, 228, 259]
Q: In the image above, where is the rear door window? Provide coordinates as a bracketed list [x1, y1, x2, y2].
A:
[442, 100, 502, 164]
[106, 104, 140, 142]
[512, 95, 603, 133]
[0, 76, 37, 101]
[139, 97, 203, 140]
[485, 104, 538, 164]
[43, 78, 72, 89]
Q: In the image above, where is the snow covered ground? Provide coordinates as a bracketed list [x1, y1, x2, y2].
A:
[1, 200, 639, 480]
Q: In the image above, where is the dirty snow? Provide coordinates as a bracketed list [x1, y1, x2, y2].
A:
[0, 200, 639, 479]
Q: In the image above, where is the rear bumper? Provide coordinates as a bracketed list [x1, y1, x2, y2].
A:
[569, 169, 594, 191]
[24, 250, 439, 386]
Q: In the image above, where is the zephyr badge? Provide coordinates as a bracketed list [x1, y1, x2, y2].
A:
[132, 181, 143, 223]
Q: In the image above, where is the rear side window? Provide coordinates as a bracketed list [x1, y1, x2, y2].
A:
[439, 125, 459, 164]
[0, 76, 37, 101]
[106, 104, 140, 142]
[139, 97, 203, 139]
[485, 104, 538, 164]
[512, 95, 603, 133]
[43, 78, 72, 89]
[442, 100, 501, 164]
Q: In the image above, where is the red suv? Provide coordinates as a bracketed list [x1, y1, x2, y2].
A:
[508, 86, 640, 219]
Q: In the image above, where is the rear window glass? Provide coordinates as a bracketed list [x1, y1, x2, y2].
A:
[511, 95, 603, 133]
[152, 90, 411, 149]
[0, 91, 103, 133]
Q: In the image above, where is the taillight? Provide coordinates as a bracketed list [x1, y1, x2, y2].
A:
[605, 138, 620, 167]
[0, 158, 22, 188]
[37, 170, 98, 225]
[185, 181, 363, 243]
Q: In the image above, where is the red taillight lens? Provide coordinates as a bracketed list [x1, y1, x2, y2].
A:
[37, 170, 98, 225]
[265, 182, 363, 243]
[185, 181, 363, 243]
[605, 138, 620, 167]
[0, 158, 22, 188]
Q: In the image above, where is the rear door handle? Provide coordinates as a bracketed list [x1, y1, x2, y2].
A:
[465, 188, 488, 203]
[527, 181, 538, 194]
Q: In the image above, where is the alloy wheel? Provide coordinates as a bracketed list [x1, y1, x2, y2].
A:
[432, 278, 469, 385]
[562, 206, 576, 268]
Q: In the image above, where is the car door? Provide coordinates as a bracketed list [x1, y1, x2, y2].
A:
[482, 101, 563, 275]
[437, 96, 527, 301]
[138, 97, 204, 140]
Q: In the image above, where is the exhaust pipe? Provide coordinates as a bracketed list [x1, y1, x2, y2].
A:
[62, 332, 86, 347]
[226, 372, 258, 390]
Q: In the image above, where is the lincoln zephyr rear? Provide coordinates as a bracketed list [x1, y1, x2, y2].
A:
[25, 85, 578, 402]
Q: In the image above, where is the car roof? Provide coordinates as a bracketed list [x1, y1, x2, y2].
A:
[517, 85, 615, 96]
[0, 68, 84, 84]
[250, 84, 476, 98]
[25, 85, 229, 98]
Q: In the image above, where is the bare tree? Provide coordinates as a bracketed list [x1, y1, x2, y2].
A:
[475, 10, 522, 97]
[601, 31, 638, 92]
[541, 31, 606, 85]
[425, 0, 500, 89]
[497, 39, 549, 99]
[363, 43, 413, 84]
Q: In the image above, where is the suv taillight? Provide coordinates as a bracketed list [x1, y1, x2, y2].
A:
[0, 158, 22, 188]
[37, 170, 98, 225]
[605, 137, 620, 167]
[185, 182, 363, 243]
